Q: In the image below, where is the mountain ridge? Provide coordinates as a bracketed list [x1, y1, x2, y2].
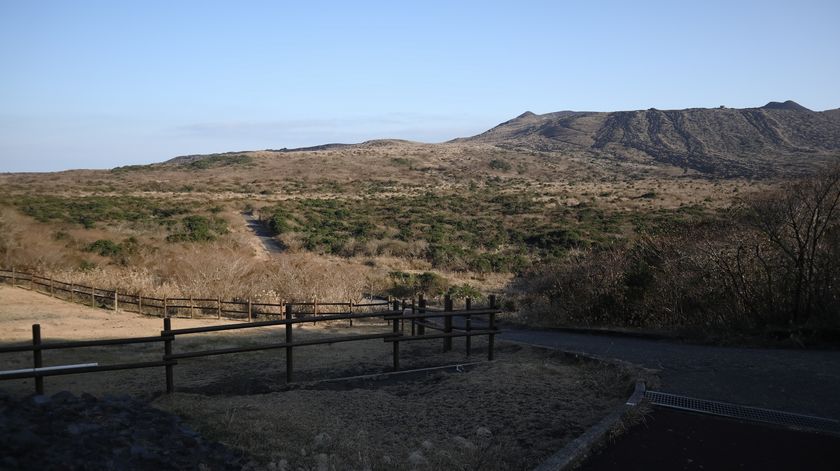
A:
[453, 101, 840, 177]
[165, 101, 840, 179]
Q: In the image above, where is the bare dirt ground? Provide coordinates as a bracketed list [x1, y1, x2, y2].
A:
[0, 285, 232, 342]
[0, 286, 640, 469]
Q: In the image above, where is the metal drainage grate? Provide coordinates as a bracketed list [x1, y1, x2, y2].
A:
[645, 390, 840, 435]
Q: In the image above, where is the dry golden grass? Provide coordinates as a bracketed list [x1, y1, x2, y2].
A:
[0, 139, 776, 312]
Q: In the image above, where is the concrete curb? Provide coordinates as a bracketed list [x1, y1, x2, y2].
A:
[533, 381, 647, 471]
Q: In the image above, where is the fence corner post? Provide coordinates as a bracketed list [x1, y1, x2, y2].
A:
[285, 303, 294, 383]
[443, 294, 453, 352]
[488, 295, 497, 361]
[465, 297, 472, 357]
[247, 298, 253, 322]
[163, 317, 174, 394]
[32, 324, 44, 395]
[392, 300, 400, 371]
[411, 297, 416, 336]
[418, 294, 426, 336]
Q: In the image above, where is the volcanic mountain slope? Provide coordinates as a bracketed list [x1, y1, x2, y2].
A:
[455, 101, 840, 177]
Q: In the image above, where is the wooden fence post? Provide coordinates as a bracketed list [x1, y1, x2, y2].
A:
[285, 303, 294, 383]
[392, 299, 401, 371]
[465, 297, 472, 357]
[443, 294, 453, 352]
[411, 297, 416, 336]
[113, 290, 118, 311]
[91, 287, 95, 308]
[488, 295, 496, 361]
[69, 282, 74, 303]
[29, 273, 33, 290]
[163, 296, 168, 318]
[163, 318, 174, 394]
[400, 299, 406, 333]
[11, 267, 15, 287]
[217, 297, 222, 319]
[418, 294, 426, 336]
[247, 298, 252, 322]
[49, 277, 54, 297]
[189, 296, 194, 319]
[32, 324, 44, 395]
[138, 294, 143, 315]
[348, 300, 353, 327]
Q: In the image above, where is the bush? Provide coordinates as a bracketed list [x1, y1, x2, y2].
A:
[167, 216, 228, 242]
[387, 271, 450, 298]
[448, 283, 482, 300]
[489, 159, 512, 171]
[85, 239, 122, 257]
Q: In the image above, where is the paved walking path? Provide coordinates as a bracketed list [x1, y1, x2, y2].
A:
[500, 328, 840, 419]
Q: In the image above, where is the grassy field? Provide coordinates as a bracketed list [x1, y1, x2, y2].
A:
[5, 139, 819, 339]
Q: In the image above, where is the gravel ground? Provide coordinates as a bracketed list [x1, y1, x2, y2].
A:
[0, 390, 244, 470]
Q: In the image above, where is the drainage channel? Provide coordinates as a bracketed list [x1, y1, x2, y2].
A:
[645, 390, 840, 435]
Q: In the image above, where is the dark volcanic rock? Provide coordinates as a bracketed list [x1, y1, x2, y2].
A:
[0, 390, 243, 470]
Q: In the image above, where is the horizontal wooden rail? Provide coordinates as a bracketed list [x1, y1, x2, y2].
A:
[251, 302, 285, 308]
[165, 310, 400, 336]
[0, 335, 174, 353]
[412, 320, 447, 332]
[384, 329, 499, 342]
[0, 360, 176, 380]
[386, 309, 501, 320]
[166, 333, 400, 360]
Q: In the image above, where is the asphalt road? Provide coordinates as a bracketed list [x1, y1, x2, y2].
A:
[581, 407, 840, 471]
[500, 328, 840, 420]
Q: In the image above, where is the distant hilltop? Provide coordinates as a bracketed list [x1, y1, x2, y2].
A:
[452, 101, 840, 177]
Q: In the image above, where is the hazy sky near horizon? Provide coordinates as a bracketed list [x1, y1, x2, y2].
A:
[1, 1, 839, 172]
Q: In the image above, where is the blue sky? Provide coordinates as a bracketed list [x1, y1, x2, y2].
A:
[1, 1, 839, 172]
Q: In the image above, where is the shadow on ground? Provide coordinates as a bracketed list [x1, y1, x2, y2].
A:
[581, 407, 840, 471]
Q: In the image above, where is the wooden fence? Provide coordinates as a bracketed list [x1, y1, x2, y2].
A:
[0, 268, 387, 321]
[0, 268, 501, 395]
[0, 299, 500, 395]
